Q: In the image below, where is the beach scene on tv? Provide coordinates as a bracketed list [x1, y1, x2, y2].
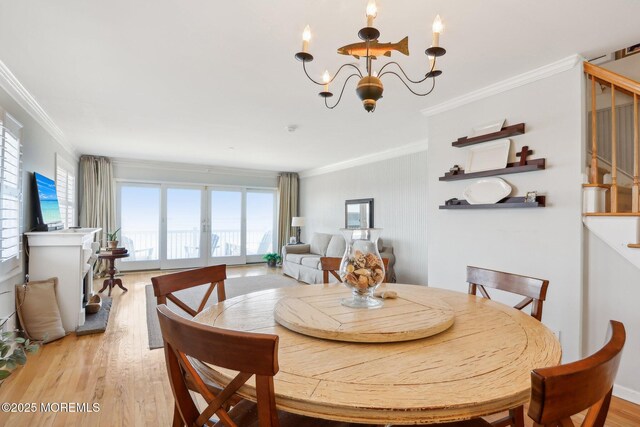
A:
[35, 172, 62, 224]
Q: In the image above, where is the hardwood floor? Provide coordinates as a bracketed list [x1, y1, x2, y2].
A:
[0, 265, 637, 426]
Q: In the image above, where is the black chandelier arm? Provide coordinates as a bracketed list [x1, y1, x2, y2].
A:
[303, 61, 363, 86]
[324, 73, 362, 109]
[378, 71, 437, 96]
[377, 58, 437, 84]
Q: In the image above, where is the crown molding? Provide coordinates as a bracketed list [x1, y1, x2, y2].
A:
[420, 54, 584, 118]
[0, 60, 76, 158]
[299, 139, 429, 178]
[110, 157, 279, 179]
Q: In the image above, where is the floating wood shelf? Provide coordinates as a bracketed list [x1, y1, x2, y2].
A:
[439, 196, 546, 210]
[628, 243, 640, 249]
[452, 123, 525, 148]
[440, 158, 546, 181]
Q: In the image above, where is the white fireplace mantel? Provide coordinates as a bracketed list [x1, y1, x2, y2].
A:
[25, 228, 101, 332]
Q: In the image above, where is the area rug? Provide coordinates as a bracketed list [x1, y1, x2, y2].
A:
[145, 274, 301, 349]
[76, 296, 113, 336]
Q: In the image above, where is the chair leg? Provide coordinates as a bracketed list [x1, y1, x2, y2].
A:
[510, 405, 524, 427]
[491, 405, 524, 427]
[172, 405, 184, 427]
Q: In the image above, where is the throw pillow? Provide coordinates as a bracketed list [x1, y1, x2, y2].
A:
[326, 235, 346, 257]
[15, 277, 66, 343]
[309, 233, 332, 256]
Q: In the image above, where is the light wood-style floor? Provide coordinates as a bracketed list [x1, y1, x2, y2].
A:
[0, 265, 637, 426]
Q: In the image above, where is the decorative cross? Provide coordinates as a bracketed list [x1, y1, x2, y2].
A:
[516, 145, 532, 166]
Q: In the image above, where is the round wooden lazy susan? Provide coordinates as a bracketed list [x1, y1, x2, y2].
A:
[273, 285, 455, 343]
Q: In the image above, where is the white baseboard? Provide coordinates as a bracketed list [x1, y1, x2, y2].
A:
[613, 383, 640, 404]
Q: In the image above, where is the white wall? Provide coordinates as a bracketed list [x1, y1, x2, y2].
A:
[299, 152, 429, 285]
[0, 85, 77, 326]
[584, 230, 640, 402]
[425, 65, 585, 362]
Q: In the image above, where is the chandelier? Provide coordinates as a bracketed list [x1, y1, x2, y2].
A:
[294, 0, 446, 112]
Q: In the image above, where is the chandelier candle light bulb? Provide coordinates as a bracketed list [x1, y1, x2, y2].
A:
[366, 0, 378, 27]
[432, 15, 443, 47]
[322, 70, 331, 91]
[302, 25, 311, 52]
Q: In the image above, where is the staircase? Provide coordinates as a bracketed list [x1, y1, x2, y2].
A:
[583, 62, 640, 268]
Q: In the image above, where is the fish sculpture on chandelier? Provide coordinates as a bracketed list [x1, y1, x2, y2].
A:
[337, 36, 409, 59]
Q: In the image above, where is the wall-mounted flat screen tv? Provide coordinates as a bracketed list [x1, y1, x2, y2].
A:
[33, 172, 63, 231]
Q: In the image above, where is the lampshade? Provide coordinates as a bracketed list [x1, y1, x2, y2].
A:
[291, 217, 305, 227]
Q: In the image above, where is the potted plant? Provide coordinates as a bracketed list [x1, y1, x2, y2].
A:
[262, 252, 282, 268]
[106, 228, 120, 249]
[0, 315, 40, 384]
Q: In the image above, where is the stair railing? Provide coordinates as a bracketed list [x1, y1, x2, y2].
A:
[584, 62, 640, 213]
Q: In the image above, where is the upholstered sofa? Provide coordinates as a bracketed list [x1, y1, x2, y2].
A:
[282, 232, 396, 285]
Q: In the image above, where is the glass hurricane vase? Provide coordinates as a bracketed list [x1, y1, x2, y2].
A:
[339, 228, 385, 309]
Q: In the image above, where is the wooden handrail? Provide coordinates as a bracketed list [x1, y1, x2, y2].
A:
[584, 62, 640, 96]
[584, 61, 640, 213]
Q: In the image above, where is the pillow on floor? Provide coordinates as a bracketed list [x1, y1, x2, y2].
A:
[15, 277, 66, 343]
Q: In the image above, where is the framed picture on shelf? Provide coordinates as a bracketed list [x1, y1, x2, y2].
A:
[345, 198, 374, 229]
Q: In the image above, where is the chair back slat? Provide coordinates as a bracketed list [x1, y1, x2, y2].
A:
[320, 256, 389, 284]
[467, 266, 549, 321]
[196, 370, 252, 426]
[528, 320, 625, 427]
[152, 265, 227, 317]
[166, 293, 198, 317]
[157, 305, 280, 427]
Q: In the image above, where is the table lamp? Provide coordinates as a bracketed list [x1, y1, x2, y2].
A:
[291, 217, 305, 243]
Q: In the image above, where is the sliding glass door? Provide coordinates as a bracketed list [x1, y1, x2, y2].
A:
[164, 187, 205, 269]
[117, 183, 276, 271]
[118, 184, 161, 271]
[246, 190, 276, 262]
[209, 189, 245, 265]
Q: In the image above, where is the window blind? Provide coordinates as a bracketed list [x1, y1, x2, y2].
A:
[0, 110, 23, 273]
[56, 160, 76, 228]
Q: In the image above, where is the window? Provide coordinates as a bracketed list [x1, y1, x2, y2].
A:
[0, 109, 23, 278]
[56, 155, 76, 228]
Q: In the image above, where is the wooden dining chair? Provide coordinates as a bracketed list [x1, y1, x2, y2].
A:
[467, 266, 549, 321]
[528, 320, 625, 427]
[152, 265, 236, 422]
[152, 265, 227, 317]
[395, 321, 626, 427]
[156, 304, 376, 427]
[320, 256, 389, 284]
[466, 266, 549, 427]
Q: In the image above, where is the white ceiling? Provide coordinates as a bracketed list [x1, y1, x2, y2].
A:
[0, 0, 639, 172]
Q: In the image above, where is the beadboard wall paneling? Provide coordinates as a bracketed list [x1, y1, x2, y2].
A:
[587, 104, 638, 178]
[299, 152, 428, 285]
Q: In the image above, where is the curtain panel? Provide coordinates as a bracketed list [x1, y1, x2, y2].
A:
[277, 172, 299, 252]
[79, 156, 116, 274]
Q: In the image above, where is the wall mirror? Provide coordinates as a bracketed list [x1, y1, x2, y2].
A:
[345, 198, 374, 229]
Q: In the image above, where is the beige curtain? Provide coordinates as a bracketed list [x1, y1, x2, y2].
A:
[79, 156, 116, 275]
[277, 172, 299, 252]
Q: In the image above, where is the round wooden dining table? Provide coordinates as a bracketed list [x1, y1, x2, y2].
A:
[193, 283, 562, 425]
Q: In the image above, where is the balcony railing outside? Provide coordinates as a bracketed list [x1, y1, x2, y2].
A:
[120, 228, 273, 261]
